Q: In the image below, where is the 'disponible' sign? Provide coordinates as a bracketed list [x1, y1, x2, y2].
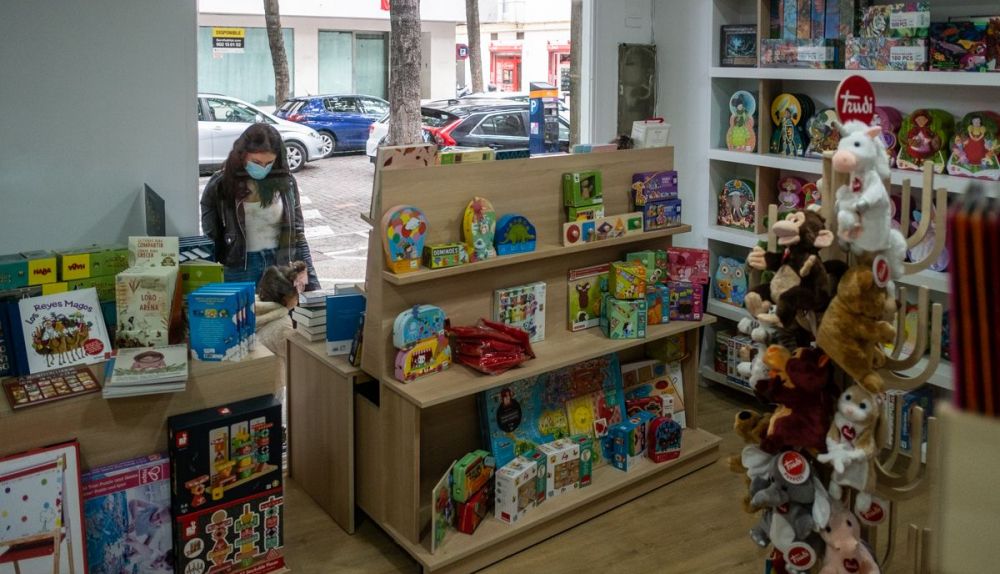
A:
[212, 27, 245, 54]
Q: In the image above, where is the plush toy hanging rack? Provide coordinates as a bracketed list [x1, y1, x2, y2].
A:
[818, 156, 946, 574]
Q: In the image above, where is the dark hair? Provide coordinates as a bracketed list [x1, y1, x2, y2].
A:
[221, 123, 290, 206]
[258, 261, 306, 305]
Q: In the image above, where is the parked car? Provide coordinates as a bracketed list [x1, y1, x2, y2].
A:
[365, 100, 569, 161]
[461, 92, 570, 120]
[275, 95, 389, 155]
[197, 93, 325, 173]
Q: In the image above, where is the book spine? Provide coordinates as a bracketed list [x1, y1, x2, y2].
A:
[770, 0, 783, 39]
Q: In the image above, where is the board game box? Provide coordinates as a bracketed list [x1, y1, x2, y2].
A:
[493, 281, 546, 343]
[567, 263, 609, 332]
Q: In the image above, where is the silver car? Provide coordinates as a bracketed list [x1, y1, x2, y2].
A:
[197, 93, 326, 173]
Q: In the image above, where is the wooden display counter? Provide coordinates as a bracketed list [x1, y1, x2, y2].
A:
[0, 346, 278, 469]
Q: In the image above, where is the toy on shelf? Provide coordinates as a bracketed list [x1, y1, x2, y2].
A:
[745, 209, 838, 333]
[860, 1, 930, 39]
[667, 281, 703, 321]
[815, 266, 896, 394]
[770, 93, 812, 157]
[567, 204, 604, 221]
[946, 111, 1000, 180]
[667, 247, 709, 285]
[846, 37, 929, 71]
[895, 109, 955, 174]
[806, 108, 841, 158]
[832, 121, 907, 280]
[562, 212, 643, 246]
[423, 242, 469, 269]
[495, 214, 537, 255]
[538, 438, 581, 498]
[872, 106, 904, 167]
[726, 90, 757, 153]
[493, 281, 546, 343]
[720, 24, 758, 67]
[494, 457, 536, 524]
[817, 503, 881, 574]
[563, 171, 603, 207]
[609, 261, 647, 300]
[777, 176, 807, 216]
[452, 450, 494, 503]
[759, 39, 843, 69]
[639, 198, 682, 232]
[382, 205, 429, 274]
[717, 178, 756, 230]
[567, 263, 609, 331]
[626, 249, 668, 283]
[645, 283, 670, 325]
[631, 171, 678, 207]
[392, 305, 451, 382]
[817, 384, 880, 516]
[930, 20, 998, 72]
[647, 415, 682, 463]
[600, 294, 647, 339]
[802, 181, 821, 207]
[463, 197, 498, 262]
[447, 319, 534, 375]
[712, 256, 748, 307]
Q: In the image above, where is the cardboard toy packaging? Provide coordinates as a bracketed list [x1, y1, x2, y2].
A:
[760, 38, 843, 68]
[609, 261, 647, 300]
[57, 245, 129, 282]
[451, 450, 494, 503]
[455, 481, 492, 534]
[537, 439, 580, 499]
[168, 395, 284, 574]
[600, 294, 648, 339]
[494, 457, 537, 524]
[567, 204, 605, 221]
[896, 108, 955, 174]
[630, 171, 679, 207]
[667, 281, 704, 321]
[562, 171, 603, 207]
[567, 264, 609, 331]
[570, 434, 594, 487]
[846, 37, 928, 70]
[20, 250, 58, 286]
[647, 416, 684, 463]
[521, 449, 548, 505]
[645, 283, 670, 325]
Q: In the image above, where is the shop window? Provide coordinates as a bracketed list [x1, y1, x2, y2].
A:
[318, 31, 388, 99]
[197, 27, 295, 107]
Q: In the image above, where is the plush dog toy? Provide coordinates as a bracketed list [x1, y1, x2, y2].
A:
[832, 121, 907, 281]
[816, 266, 896, 393]
[746, 209, 839, 337]
[817, 384, 880, 516]
[818, 503, 881, 574]
[755, 346, 836, 454]
[731, 409, 773, 513]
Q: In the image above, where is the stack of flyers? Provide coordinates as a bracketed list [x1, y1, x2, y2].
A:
[187, 283, 256, 361]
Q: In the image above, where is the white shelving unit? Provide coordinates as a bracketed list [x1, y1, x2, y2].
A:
[700, 365, 754, 396]
[701, 0, 995, 394]
[707, 298, 747, 324]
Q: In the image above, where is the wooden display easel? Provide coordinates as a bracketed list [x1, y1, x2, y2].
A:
[358, 147, 722, 573]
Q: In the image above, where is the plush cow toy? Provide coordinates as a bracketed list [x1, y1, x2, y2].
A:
[833, 121, 907, 281]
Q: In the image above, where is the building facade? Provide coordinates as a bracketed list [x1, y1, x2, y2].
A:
[198, 0, 463, 107]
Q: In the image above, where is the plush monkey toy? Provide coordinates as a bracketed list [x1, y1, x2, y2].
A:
[817, 384, 880, 515]
[745, 209, 841, 337]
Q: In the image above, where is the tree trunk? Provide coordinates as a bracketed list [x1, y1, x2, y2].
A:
[569, 0, 583, 146]
[465, 0, 484, 93]
[263, 0, 290, 107]
[388, 0, 423, 146]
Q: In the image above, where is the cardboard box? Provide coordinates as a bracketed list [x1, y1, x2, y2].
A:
[846, 36, 928, 70]
[0, 254, 28, 291]
[667, 281, 703, 321]
[609, 261, 647, 300]
[451, 449, 494, 503]
[760, 38, 843, 68]
[631, 171, 679, 207]
[494, 457, 537, 524]
[570, 434, 594, 487]
[567, 203, 605, 221]
[57, 245, 128, 281]
[562, 171, 603, 207]
[68, 274, 116, 302]
[180, 260, 225, 294]
[601, 294, 648, 339]
[567, 264, 609, 331]
[860, 2, 930, 38]
[641, 198, 682, 232]
[522, 449, 548, 505]
[20, 250, 58, 285]
[538, 439, 580, 498]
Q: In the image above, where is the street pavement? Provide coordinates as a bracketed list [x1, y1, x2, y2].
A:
[199, 153, 374, 287]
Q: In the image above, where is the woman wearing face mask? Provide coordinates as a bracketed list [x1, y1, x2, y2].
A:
[201, 123, 320, 290]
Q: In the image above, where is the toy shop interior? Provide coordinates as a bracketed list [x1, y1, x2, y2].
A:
[1, 1, 999, 573]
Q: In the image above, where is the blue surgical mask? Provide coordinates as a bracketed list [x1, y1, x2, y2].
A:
[245, 161, 273, 180]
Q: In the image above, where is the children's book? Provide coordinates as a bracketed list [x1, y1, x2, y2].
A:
[82, 453, 174, 574]
[493, 282, 546, 343]
[115, 266, 176, 348]
[430, 461, 456, 554]
[17, 287, 110, 374]
[128, 236, 180, 269]
[479, 354, 626, 468]
[567, 263, 609, 331]
[103, 344, 189, 398]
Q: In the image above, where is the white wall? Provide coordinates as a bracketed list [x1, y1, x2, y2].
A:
[0, 0, 198, 253]
[652, 0, 711, 248]
[590, 0, 654, 143]
[198, 14, 456, 100]
[199, 0, 464, 22]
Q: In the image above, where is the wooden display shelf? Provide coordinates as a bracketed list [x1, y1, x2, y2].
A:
[0, 347, 277, 469]
[709, 66, 1000, 87]
[383, 225, 692, 286]
[382, 428, 720, 574]
[385, 317, 715, 408]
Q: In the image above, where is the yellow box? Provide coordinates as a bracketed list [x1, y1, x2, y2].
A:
[42, 282, 69, 295]
[21, 250, 58, 285]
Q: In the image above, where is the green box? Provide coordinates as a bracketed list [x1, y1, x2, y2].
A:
[56, 244, 128, 281]
[180, 261, 225, 294]
[522, 449, 548, 504]
[570, 434, 594, 487]
[0, 254, 28, 291]
[562, 171, 603, 207]
[68, 274, 117, 302]
[608, 261, 647, 300]
[567, 203, 605, 221]
[600, 293, 648, 339]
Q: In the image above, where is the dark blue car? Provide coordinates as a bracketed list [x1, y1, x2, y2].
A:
[275, 95, 389, 155]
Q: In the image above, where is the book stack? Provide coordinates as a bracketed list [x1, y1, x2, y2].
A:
[188, 282, 256, 361]
[292, 299, 327, 343]
[115, 236, 183, 348]
[103, 344, 189, 398]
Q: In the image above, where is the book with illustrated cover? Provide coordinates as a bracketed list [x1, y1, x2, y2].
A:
[82, 453, 174, 573]
[128, 236, 179, 269]
[17, 287, 110, 374]
[103, 344, 188, 398]
[115, 266, 176, 348]
[493, 282, 546, 343]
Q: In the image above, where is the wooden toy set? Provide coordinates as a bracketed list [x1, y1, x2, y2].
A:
[562, 212, 644, 246]
[168, 395, 284, 574]
[392, 304, 451, 382]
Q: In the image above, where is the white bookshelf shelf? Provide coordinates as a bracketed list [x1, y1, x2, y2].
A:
[707, 298, 748, 323]
[707, 149, 998, 195]
[710, 67, 1000, 87]
[705, 225, 764, 249]
[898, 268, 950, 295]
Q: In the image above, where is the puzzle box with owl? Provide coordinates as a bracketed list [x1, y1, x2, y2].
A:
[478, 354, 626, 468]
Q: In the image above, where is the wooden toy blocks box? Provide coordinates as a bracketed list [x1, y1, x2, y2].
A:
[537, 439, 580, 499]
[562, 171, 603, 207]
[494, 457, 537, 524]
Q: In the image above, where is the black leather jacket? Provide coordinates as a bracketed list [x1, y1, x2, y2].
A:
[200, 170, 321, 290]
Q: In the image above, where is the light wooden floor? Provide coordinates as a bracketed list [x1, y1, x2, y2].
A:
[283, 382, 930, 573]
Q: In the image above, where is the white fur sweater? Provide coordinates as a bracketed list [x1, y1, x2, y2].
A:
[255, 298, 294, 359]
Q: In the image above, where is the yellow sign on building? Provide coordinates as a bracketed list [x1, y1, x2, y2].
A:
[212, 27, 245, 54]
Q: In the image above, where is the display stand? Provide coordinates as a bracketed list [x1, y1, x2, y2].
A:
[358, 148, 722, 573]
[0, 347, 278, 469]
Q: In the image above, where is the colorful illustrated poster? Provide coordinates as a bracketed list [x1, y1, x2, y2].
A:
[430, 461, 456, 554]
[0, 441, 87, 574]
[479, 354, 626, 468]
[18, 287, 110, 374]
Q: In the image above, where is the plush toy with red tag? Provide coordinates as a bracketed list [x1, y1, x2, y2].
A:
[817, 384, 880, 516]
[818, 502, 881, 574]
[755, 346, 836, 454]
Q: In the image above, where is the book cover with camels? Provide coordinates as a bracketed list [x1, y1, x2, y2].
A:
[17, 287, 110, 374]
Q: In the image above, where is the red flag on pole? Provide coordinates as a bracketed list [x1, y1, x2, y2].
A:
[381, 0, 390, 10]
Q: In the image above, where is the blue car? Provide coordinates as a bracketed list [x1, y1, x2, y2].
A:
[275, 95, 389, 156]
